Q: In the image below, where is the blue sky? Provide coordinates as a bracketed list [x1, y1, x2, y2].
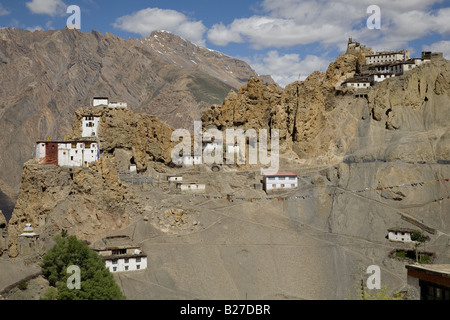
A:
[0, 0, 449, 87]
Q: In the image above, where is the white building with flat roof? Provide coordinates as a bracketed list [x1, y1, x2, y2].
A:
[369, 73, 395, 83]
[365, 50, 409, 65]
[82, 115, 100, 137]
[390, 60, 416, 75]
[263, 171, 298, 191]
[342, 77, 371, 89]
[387, 228, 415, 242]
[92, 97, 109, 107]
[36, 140, 99, 167]
[92, 97, 127, 108]
[103, 250, 147, 273]
[94, 237, 147, 273]
[177, 182, 206, 194]
[167, 176, 183, 182]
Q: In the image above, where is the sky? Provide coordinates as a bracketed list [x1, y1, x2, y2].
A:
[0, 0, 449, 87]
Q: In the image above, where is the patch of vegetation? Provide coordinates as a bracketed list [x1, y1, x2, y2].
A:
[411, 230, 428, 243]
[187, 73, 234, 105]
[18, 280, 28, 291]
[348, 285, 405, 300]
[392, 249, 433, 264]
[40, 233, 126, 300]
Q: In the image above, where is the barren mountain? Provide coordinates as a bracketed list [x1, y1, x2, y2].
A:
[0, 28, 272, 221]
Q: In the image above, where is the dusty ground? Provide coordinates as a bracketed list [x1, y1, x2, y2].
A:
[104, 159, 450, 300]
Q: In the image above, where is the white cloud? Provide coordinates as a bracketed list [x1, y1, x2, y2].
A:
[208, 15, 348, 49]
[0, 4, 10, 16]
[207, 0, 450, 51]
[26, 0, 66, 17]
[26, 25, 43, 32]
[113, 8, 207, 46]
[246, 50, 330, 88]
[423, 41, 450, 59]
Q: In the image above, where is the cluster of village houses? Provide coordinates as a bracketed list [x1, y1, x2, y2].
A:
[28, 96, 419, 275]
[35, 97, 300, 193]
[29, 96, 301, 273]
[342, 38, 443, 90]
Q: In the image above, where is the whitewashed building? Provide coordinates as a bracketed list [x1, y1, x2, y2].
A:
[36, 140, 99, 167]
[369, 73, 395, 83]
[94, 240, 147, 273]
[390, 58, 430, 76]
[167, 176, 183, 182]
[365, 50, 410, 65]
[92, 97, 109, 107]
[81, 115, 100, 137]
[369, 63, 392, 74]
[92, 97, 127, 108]
[177, 182, 206, 194]
[342, 77, 371, 89]
[390, 60, 416, 75]
[263, 171, 298, 191]
[387, 228, 415, 242]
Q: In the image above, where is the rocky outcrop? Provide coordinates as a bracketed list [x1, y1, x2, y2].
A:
[5, 157, 131, 258]
[202, 56, 450, 166]
[0, 28, 269, 219]
[201, 78, 282, 130]
[0, 211, 5, 229]
[4, 104, 179, 257]
[67, 106, 176, 172]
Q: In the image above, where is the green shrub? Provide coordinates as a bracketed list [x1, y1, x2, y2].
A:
[18, 280, 28, 291]
[40, 235, 126, 300]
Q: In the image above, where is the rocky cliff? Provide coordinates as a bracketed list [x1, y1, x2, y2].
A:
[5, 158, 131, 258]
[202, 54, 450, 166]
[3, 105, 178, 258]
[0, 28, 270, 221]
[67, 106, 176, 171]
